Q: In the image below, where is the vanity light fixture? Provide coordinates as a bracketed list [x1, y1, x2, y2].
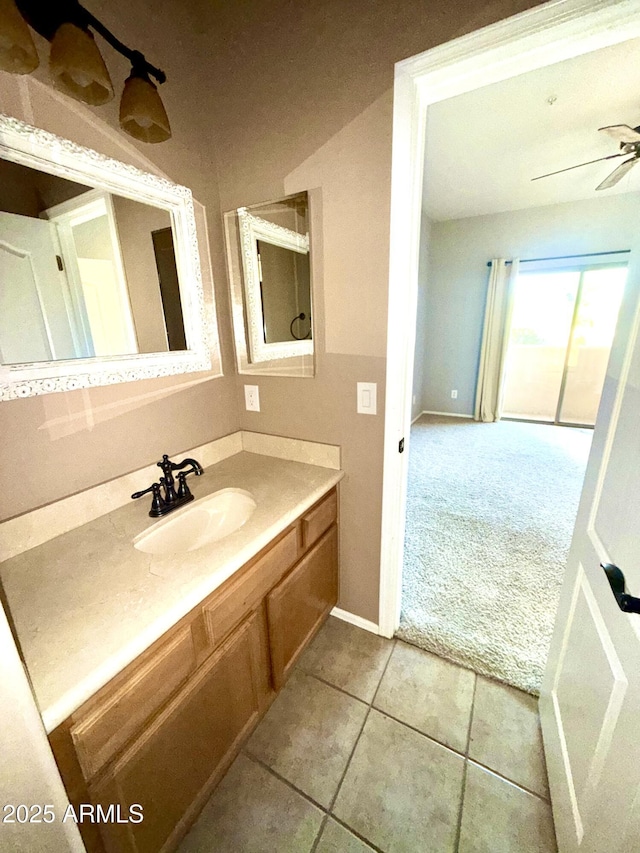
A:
[49, 20, 113, 105]
[0, 0, 38, 73]
[119, 56, 171, 144]
[2, 0, 171, 142]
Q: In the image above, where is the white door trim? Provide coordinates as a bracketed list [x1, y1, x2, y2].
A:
[379, 0, 640, 638]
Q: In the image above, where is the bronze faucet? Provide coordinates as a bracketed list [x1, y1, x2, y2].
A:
[132, 454, 204, 517]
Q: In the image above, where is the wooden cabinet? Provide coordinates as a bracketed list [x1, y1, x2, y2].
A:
[70, 625, 196, 781]
[267, 526, 338, 689]
[202, 526, 299, 650]
[50, 487, 338, 853]
[90, 611, 266, 853]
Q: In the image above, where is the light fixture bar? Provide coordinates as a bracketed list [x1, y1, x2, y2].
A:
[15, 0, 166, 84]
[81, 9, 165, 84]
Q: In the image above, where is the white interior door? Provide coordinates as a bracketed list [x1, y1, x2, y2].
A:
[540, 255, 640, 852]
[0, 212, 78, 362]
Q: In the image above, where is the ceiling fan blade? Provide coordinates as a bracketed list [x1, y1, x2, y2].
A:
[596, 156, 638, 190]
[598, 124, 640, 144]
[531, 152, 627, 182]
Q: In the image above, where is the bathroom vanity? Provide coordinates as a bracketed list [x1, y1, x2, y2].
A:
[0, 450, 341, 853]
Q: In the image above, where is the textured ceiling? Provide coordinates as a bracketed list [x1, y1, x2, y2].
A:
[423, 37, 640, 221]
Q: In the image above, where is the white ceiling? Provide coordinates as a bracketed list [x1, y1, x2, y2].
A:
[423, 37, 640, 221]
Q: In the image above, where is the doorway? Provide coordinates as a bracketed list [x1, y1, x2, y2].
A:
[502, 260, 628, 426]
[381, 4, 640, 846]
[379, 0, 640, 638]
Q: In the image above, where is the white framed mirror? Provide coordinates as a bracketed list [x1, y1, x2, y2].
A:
[224, 191, 315, 377]
[0, 114, 213, 400]
[238, 207, 312, 363]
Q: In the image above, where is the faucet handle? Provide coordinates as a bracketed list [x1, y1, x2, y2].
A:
[132, 482, 167, 516]
[176, 471, 192, 500]
[131, 483, 156, 499]
[157, 454, 174, 475]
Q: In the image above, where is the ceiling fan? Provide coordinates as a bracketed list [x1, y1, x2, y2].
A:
[532, 124, 640, 190]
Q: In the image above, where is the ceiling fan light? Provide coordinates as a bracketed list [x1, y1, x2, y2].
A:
[119, 72, 171, 143]
[0, 0, 39, 74]
[49, 22, 114, 106]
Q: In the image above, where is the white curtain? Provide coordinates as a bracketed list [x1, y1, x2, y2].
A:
[474, 258, 519, 423]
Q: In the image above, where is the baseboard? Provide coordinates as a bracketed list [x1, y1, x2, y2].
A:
[421, 410, 474, 419]
[331, 607, 380, 635]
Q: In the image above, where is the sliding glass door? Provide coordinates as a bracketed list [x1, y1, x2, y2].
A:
[501, 263, 627, 427]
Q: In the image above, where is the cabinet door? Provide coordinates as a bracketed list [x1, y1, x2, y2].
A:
[90, 610, 266, 853]
[266, 525, 338, 690]
[71, 624, 196, 781]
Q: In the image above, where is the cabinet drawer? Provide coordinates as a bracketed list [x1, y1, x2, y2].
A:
[70, 625, 195, 780]
[267, 524, 338, 689]
[203, 526, 298, 649]
[302, 489, 337, 550]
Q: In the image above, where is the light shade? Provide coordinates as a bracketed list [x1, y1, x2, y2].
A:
[0, 0, 39, 74]
[119, 72, 171, 143]
[49, 22, 113, 105]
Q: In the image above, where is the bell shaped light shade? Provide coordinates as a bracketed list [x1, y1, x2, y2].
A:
[119, 72, 171, 143]
[49, 22, 113, 105]
[0, 0, 39, 74]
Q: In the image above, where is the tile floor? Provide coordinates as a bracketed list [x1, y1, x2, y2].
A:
[178, 617, 557, 853]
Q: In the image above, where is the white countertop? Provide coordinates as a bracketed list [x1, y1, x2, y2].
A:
[0, 452, 343, 733]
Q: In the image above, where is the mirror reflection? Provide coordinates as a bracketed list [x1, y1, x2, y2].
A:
[0, 159, 186, 365]
[238, 192, 313, 363]
[257, 238, 311, 344]
[224, 190, 315, 376]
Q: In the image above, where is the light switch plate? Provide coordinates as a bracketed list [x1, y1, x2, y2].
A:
[244, 385, 260, 412]
[357, 382, 377, 415]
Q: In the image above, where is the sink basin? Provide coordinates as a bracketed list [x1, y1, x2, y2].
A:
[134, 488, 257, 555]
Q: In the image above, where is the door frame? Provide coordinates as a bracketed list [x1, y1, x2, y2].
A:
[379, 0, 640, 637]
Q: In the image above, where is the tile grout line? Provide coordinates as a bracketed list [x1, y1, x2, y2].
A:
[244, 638, 397, 853]
[454, 761, 470, 853]
[308, 814, 330, 853]
[329, 815, 388, 853]
[461, 675, 551, 803]
[367, 705, 469, 761]
[454, 673, 478, 852]
[465, 758, 551, 803]
[241, 749, 330, 815]
[465, 674, 478, 758]
[296, 665, 372, 707]
[329, 638, 396, 824]
[309, 639, 397, 853]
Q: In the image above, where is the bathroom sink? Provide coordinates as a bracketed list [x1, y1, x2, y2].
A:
[134, 488, 257, 555]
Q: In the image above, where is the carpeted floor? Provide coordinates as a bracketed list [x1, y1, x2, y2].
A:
[397, 414, 592, 695]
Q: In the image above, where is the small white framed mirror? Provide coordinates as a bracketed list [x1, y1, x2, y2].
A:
[225, 191, 315, 377]
[0, 114, 214, 400]
[238, 207, 312, 363]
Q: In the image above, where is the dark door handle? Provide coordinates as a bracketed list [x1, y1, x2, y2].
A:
[601, 563, 640, 614]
